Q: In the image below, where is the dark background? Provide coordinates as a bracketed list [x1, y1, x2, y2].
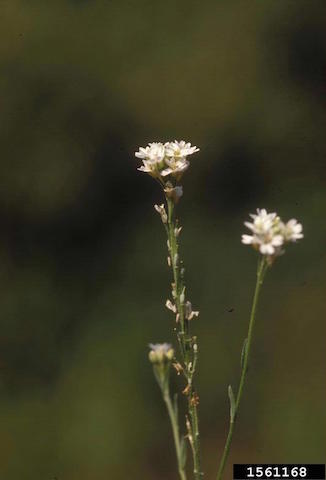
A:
[0, 1, 325, 479]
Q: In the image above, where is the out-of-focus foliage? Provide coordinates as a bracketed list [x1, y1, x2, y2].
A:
[0, 0, 325, 479]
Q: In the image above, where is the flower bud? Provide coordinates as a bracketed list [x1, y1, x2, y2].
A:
[148, 343, 174, 364]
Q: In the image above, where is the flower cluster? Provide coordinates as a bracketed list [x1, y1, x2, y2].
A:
[148, 343, 174, 364]
[135, 140, 199, 181]
[242, 208, 303, 259]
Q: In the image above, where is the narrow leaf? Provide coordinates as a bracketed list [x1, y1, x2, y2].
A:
[240, 337, 248, 369]
[228, 385, 236, 423]
[180, 436, 187, 469]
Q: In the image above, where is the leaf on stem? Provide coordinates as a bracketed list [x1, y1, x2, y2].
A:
[180, 436, 187, 469]
[228, 385, 236, 423]
[240, 338, 248, 369]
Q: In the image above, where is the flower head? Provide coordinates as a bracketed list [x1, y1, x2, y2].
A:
[135, 140, 199, 181]
[242, 208, 303, 260]
[148, 343, 174, 363]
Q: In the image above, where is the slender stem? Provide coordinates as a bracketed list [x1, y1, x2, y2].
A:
[216, 257, 267, 480]
[189, 399, 202, 478]
[166, 198, 185, 334]
[164, 391, 187, 480]
[166, 196, 203, 480]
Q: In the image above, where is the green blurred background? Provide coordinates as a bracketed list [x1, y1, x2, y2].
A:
[0, 0, 325, 478]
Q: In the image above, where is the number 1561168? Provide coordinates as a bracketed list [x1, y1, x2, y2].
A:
[233, 464, 325, 480]
[247, 466, 307, 478]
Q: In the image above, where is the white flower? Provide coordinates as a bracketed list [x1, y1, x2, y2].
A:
[242, 208, 303, 259]
[244, 208, 278, 235]
[258, 235, 283, 255]
[280, 219, 304, 242]
[135, 142, 165, 162]
[162, 140, 199, 179]
[135, 142, 166, 177]
[161, 157, 190, 178]
[165, 140, 199, 158]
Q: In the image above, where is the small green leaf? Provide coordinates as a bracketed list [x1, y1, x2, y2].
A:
[240, 338, 248, 369]
[228, 385, 236, 423]
[180, 436, 187, 469]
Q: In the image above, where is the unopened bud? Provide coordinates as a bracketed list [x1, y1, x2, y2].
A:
[148, 343, 174, 364]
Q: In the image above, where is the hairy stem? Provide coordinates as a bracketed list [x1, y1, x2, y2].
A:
[216, 257, 267, 480]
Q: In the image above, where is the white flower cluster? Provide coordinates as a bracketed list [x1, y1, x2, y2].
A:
[242, 208, 303, 258]
[135, 141, 199, 180]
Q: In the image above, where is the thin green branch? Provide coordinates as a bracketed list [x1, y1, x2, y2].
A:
[216, 256, 267, 480]
[163, 390, 187, 480]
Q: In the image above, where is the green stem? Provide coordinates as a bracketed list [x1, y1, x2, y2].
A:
[164, 391, 187, 480]
[166, 197, 185, 335]
[216, 257, 267, 480]
[166, 196, 203, 480]
[189, 399, 202, 479]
